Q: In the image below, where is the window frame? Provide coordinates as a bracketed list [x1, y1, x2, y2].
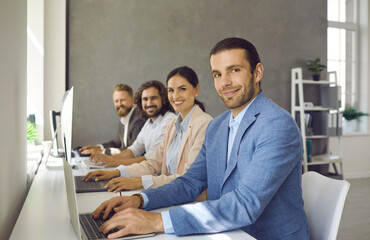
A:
[327, 0, 368, 134]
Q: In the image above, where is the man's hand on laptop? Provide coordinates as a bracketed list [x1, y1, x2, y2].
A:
[82, 170, 120, 182]
[92, 196, 140, 220]
[99, 208, 164, 239]
[90, 153, 119, 167]
[106, 177, 143, 192]
[80, 145, 102, 155]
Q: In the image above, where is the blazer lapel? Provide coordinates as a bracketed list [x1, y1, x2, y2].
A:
[221, 94, 264, 189]
[216, 112, 230, 183]
[176, 106, 200, 169]
[119, 122, 125, 148]
[126, 109, 136, 146]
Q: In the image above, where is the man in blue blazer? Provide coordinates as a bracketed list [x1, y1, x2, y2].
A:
[93, 37, 309, 240]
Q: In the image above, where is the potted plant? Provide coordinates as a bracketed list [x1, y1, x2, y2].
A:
[306, 58, 327, 81]
[341, 106, 368, 132]
[27, 120, 38, 144]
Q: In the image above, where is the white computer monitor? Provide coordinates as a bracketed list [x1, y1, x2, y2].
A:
[60, 86, 74, 164]
[49, 110, 61, 156]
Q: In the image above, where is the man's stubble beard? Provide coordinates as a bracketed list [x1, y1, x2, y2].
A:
[220, 75, 256, 110]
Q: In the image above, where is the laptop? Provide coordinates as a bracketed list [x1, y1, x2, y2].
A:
[72, 147, 107, 170]
[63, 158, 155, 240]
[74, 175, 110, 193]
[74, 146, 92, 157]
[80, 158, 107, 169]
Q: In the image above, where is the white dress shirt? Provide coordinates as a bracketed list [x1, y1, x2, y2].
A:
[120, 107, 135, 148]
[128, 111, 176, 159]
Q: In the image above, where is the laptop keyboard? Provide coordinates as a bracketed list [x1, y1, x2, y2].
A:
[80, 213, 120, 239]
[81, 159, 107, 169]
[79, 213, 154, 240]
[74, 146, 92, 157]
[74, 176, 108, 190]
[80, 213, 107, 239]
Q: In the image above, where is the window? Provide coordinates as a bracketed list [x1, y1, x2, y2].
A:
[327, 0, 358, 109]
[27, 0, 44, 186]
[327, 0, 368, 133]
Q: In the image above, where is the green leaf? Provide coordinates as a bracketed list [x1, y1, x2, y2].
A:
[306, 58, 327, 74]
[341, 107, 369, 121]
[27, 121, 38, 140]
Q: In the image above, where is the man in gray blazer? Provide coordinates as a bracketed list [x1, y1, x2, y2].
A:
[91, 38, 309, 240]
[80, 84, 145, 155]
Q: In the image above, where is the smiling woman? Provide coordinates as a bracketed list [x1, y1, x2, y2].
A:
[166, 66, 205, 119]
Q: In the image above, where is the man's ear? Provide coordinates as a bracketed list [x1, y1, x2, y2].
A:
[254, 63, 264, 84]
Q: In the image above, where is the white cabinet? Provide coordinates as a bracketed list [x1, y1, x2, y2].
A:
[291, 68, 343, 178]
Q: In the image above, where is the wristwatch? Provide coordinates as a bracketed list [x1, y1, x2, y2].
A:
[132, 193, 144, 209]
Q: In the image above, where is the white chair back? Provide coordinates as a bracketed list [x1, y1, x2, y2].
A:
[302, 171, 350, 240]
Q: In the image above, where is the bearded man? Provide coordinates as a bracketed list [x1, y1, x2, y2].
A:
[80, 84, 145, 155]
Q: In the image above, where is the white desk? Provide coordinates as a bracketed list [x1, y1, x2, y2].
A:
[10, 155, 254, 240]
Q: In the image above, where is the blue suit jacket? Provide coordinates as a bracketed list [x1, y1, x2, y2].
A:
[143, 93, 309, 239]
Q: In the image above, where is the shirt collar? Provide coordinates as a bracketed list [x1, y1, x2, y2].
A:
[120, 107, 134, 125]
[228, 96, 257, 127]
[175, 105, 197, 133]
[149, 111, 165, 125]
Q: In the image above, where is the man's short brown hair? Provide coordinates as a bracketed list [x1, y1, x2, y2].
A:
[114, 84, 133, 97]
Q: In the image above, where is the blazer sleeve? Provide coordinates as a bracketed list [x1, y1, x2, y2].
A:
[150, 113, 212, 188]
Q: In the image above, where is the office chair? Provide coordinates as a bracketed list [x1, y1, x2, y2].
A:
[302, 171, 350, 240]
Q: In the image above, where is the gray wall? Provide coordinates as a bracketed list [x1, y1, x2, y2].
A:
[0, 0, 27, 239]
[69, 0, 327, 147]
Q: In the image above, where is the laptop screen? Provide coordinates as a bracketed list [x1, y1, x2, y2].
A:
[63, 156, 83, 239]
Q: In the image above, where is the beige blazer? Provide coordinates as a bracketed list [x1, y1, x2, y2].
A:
[126, 105, 212, 197]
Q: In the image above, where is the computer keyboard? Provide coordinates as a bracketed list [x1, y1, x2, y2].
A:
[74, 176, 108, 191]
[74, 146, 91, 157]
[80, 158, 107, 169]
[80, 213, 113, 239]
[79, 212, 154, 240]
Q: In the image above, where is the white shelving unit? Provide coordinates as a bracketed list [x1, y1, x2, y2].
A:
[291, 68, 343, 177]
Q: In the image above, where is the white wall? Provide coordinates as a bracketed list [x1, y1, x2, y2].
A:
[44, 0, 66, 141]
[27, 0, 44, 143]
[330, 136, 370, 178]
[343, 136, 370, 178]
[27, 0, 65, 144]
[0, 0, 65, 238]
[0, 0, 27, 239]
